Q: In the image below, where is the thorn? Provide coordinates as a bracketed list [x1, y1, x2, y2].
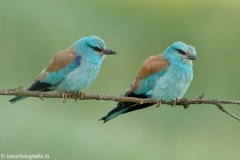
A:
[18, 86, 23, 90]
[198, 93, 206, 100]
[183, 104, 189, 109]
[39, 93, 44, 100]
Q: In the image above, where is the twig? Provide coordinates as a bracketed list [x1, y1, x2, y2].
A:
[1, 87, 240, 122]
[215, 103, 240, 121]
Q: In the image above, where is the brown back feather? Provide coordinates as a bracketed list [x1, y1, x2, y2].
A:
[37, 45, 77, 81]
[126, 54, 169, 94]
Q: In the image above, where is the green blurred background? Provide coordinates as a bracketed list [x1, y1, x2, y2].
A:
[1, 0, 240, 159]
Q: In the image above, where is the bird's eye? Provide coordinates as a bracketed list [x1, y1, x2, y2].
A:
[91, 46, 102, 52]
[176, 49, 186, 55]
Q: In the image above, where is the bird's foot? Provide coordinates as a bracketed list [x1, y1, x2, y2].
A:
[156, 100, 163, 108]
[75, 92, 86, 101]
[62, 92, 69, 103]
[116, 95, 125, 106]
[117, 100, 125, 107]
[120, 102, 125, 107]
[171, 98, 179, 107]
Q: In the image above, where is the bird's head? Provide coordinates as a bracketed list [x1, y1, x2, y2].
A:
[163, 42, 197, 66]
[73, 36, 117, 60]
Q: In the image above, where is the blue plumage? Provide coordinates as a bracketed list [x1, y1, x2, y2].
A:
[41, 56, 81, 86]
[135, 71, 166, 95]
[73, 56, 81, 66]
[9, 36, 116, 103]
[100, 41, 197, 123]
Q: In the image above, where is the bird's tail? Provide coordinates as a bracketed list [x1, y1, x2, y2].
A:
[99, 102, 153, 123]
[9, 81, 53, 104]
[9, 96, 27, 104]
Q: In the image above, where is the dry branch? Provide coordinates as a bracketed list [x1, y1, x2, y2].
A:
[1, 87, 240, 121]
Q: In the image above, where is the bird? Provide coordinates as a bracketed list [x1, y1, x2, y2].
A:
[99, 41, 197, 123]
[9, 36, 117, 103]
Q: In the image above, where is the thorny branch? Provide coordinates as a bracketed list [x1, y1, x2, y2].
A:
[1, 87, 240, 122]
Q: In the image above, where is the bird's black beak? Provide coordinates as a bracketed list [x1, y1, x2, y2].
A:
[102, 48, 117, 55]
[186, 54, 198, 60]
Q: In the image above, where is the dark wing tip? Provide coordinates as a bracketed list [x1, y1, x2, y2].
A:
[98, 116, 108, 123]
[9, 96, 27, 104]
[28, 81, 52, 91]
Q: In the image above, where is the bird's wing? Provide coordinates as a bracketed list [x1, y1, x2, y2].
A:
[125, 54, 169, 96]
[100, 54, 169, 123]
[28, 46, 81, 91]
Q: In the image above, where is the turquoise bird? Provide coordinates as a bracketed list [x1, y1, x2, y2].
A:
[99, 42, 197, 123]
[9, 36, 117, 103]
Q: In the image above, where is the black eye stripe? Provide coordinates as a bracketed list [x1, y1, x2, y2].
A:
[176, 49, 187, 55]
[91, 46, 102, 52]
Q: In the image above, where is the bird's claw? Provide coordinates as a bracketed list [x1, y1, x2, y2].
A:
[75, 92, 86, 101]
[117, 97, 125, 106]
[117, 99, 125, 107]
[62, 92, 68, 103]
[171, 98, 179, 107]
[156, 100, 163, 108]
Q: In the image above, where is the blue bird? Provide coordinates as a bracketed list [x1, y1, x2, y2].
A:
[99, 42, 197, 123]
[9, 36, 117, 103]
